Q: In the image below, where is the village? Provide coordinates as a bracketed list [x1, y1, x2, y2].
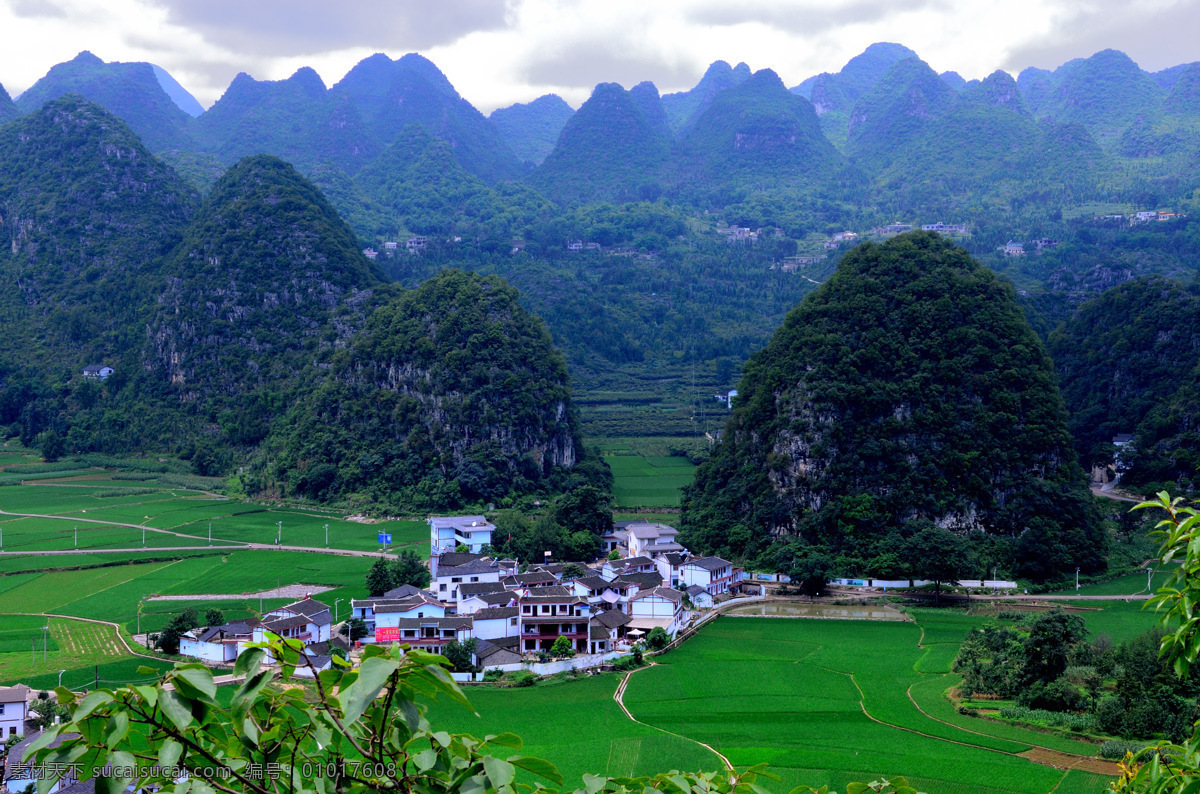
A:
[166, 516, 756, 680]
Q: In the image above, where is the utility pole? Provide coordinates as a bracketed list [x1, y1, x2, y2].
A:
[325, 524, 329, 548]
[1148, 568, 1154, 593]
[277, 521, 282, 546]
[1075, 566, 1080, 592]
[208, 522, 212, 546]
[142, 526, 145, 547]
[334, 598, 343, 623]
[74, 526, 78, 549]
[42, 625, 48, 662]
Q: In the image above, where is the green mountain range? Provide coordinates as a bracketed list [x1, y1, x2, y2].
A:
[14, 51, 193, 151]
[331, 53, 523, 183]
[682, 233, 1104, 581]
[793, 42, 919, 150]
[531, 82, 672, 204]
[489, 94, 575, 165]
[193, 67, 379, 175]
[662, 60, 751, 134]
[673, 69, 843, 194]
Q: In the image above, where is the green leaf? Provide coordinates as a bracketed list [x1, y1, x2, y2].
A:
[508, 755, 564, 785]
[233, 647, 264, 677]
[159, 690, 194, 732]
[338, 656, 399, 725]
[412, 748, 438, 772]
[173, 667, 217, 700]
[21, 726, 63, 761]
[71, 690, 113, 721]
[102, 712, 128, 750]
[482, 756, 515, 788]
[158, 739, 183, 770]
[484, 732, 522, 749]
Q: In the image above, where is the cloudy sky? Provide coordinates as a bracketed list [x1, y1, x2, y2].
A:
[2, 0, 1198, 113]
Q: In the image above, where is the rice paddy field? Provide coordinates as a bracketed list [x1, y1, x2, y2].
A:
[603, 454, 697, 508]
[433, 610, 1130, 793]
[0, 478, 427, 554]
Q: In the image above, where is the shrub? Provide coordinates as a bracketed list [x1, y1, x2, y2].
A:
[999, 705, 1094, 731]
[612, 655, 643, 672]
[483, 668, 503, 682]
[507, 671, 538, 687]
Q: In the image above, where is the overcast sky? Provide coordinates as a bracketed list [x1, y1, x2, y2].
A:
[2, 0, 1199, 113]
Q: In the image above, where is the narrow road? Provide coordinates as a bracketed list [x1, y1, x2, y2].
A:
[612, 666, 734, 772]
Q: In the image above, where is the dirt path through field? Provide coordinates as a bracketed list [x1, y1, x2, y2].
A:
[612, 666, 733, 771]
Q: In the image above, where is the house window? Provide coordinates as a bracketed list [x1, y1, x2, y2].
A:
[0, 704, 6, 714]
[541, 605, 550, 614]
[439, 583, 447, 591]
[451, 577, 462, 583]
[509, 617, 517, 626]
[470, 577, 479, 583]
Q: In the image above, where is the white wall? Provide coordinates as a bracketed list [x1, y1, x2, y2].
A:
[179, 638, 233, 663]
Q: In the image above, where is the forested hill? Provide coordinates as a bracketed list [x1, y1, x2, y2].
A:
[489, 94, 575, 166]
[0, 95, 199, 369]
[682, 233, 1104, 581]
[1048, 278, 1200, 493]
[267, 269, 600, 510]
[146, 154, 383, 407]
[0, 83, 16, 123]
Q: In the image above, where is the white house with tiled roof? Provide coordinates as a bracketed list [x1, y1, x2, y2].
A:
[0, 685, 29, 739]
[628, 586, 685, 636]
[680, 556, 735, 595]
[623, 522, 687, 558]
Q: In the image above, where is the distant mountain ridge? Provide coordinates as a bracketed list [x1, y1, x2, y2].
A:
[489, 94, 575, 165]
[14, 51, 194, 151]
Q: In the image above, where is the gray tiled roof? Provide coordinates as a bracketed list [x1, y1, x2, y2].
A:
[683, 556, 732, 572]
[472, 606, 519, 620]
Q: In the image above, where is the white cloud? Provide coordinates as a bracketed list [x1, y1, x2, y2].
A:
[0, 0, 1195, 112]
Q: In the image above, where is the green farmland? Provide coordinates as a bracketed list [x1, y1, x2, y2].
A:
[433, 612, 1126, 792]
[0, 480, 427, 554]
[603, 454, 696, 508]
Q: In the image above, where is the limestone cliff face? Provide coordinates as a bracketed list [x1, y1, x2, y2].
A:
[682, 233, 1105, 578]
[145, 154, 380, 400]
[274, 269, 580, 504]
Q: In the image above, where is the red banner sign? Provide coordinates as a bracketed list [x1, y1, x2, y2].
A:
[375, 626, 399, 643]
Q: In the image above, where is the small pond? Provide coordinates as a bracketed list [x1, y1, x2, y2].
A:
[723, 601, 908, 621]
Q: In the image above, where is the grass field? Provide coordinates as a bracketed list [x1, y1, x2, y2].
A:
[0, 550, 372, 635]
[1051, 570, 1171, 596]
[0, 482, 428, 554]
[432, 612, 1116, 793]
[0, 616, 172, 689]
[426, 674, 721, 787]
[604, 455, 696, 508]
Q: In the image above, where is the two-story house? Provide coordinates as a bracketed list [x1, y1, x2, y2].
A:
[628, 586, 685, 637]
[0, 685, 29, 738]
[434, 559, 502, 604]
[655, 552, 691, 587]
[180, 619, 261, 663]
[680, 557, 735, 595]
[253, 598, 332, 646]
[518, 592, 591, 654]
[622, 523, 687, 558]
[429, 516, 495, 575]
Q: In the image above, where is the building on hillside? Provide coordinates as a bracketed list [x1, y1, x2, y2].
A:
[1000, 241, 1025, 256]
[383, 241, 399, 252]
[0, 685, 29, 738]
[1031, 237, 1059, 251]
[502, 570, 560, 589]
[406, 236, 428, 252]
[353, 591, 444, 640]
[519, 592, 591, 654]
[378, 616, 474, 653]
[362, 247, 378, 260]
[1134, 211, 1159, 222]
[458, 589, 518, 615]
[680, 556, 735, 595]
[180, 619, 261, 663]
[832, 231, 859, 243]
[619, 522, 687, 559]
[429, 517, 495, 574]
[628, 586, 685, 637]
[920, 222, 967, 233]
[81, 365, 113, 380]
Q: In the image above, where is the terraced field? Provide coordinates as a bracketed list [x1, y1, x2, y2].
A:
[604, 454, 696, 508]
